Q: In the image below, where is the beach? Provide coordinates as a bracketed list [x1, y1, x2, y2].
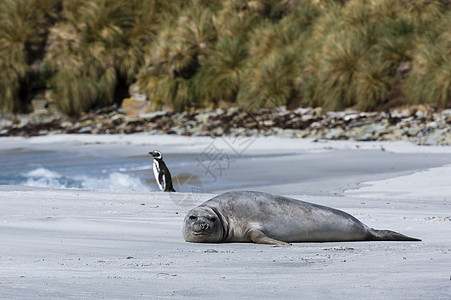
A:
[0, 134, 450, 299]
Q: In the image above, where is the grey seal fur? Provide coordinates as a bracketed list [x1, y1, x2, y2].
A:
[182, 191, 421, 245]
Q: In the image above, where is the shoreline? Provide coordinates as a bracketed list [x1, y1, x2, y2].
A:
[3, 134, 451, 196]
[2, 106, 451, 146]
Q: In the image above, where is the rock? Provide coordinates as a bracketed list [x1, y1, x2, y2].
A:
[61, 121, 73, 128]
[121, 98, 149, 118]
[79, 120, 95, 127]
[324, 127, 345, 140]
[343, 112, 361, 122]
[310, 122, 322, 129]
[2, 104, 451, 145]
[141, 111, 167, 121]
[439, 134, 451, 145]
[210, 127, 224, 136]
[128, 83, 147, 101]
[294, 107, 314, 115]
[195, 113, 211, 123]
[313, 107, 323, 116]
[213, 108, 226, 116]
[353, 125, 379, 141]
[285, 117, 313, 130]
[31, 97, 48, 114]
[391, 109, 410, 118]
[415, 109, 429, 119]
[262, 120, 274, 127]
[227, 107, 240, 115]
[406, 128, 420, 137]
[441, 109, 451, 116]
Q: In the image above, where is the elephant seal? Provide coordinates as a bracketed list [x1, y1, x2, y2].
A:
[182, 191, 421, 245]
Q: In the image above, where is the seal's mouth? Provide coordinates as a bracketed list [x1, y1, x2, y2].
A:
[193, 232, 211, 236]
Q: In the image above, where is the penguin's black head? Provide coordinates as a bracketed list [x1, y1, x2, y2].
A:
[149, 150, 162, 159]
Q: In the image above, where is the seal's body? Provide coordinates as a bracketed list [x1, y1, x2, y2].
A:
[149, 150, 175, 192]
[182, 191, 421, 245]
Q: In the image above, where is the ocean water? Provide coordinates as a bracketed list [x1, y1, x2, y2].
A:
[0, 141, 243, 193]
[0, 146, 158, 191]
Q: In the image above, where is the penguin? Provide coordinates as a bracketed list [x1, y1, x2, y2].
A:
[149, 150, 176, 192]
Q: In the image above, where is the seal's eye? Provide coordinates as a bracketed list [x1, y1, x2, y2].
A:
[189, 216, 197, 220]
[209, 217, 216, 222]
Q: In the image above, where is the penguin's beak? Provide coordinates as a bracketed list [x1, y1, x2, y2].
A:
[149, 151, 158, 157]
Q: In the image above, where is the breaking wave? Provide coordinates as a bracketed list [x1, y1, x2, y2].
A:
[21, 167, 149, 191]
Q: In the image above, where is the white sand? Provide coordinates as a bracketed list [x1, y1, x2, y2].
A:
[1, 135, 450, 299]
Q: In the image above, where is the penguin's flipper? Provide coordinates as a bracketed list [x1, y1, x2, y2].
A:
[158, 169, 167, 191]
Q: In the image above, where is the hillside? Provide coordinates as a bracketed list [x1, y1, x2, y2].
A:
[1, 0, 450, 115]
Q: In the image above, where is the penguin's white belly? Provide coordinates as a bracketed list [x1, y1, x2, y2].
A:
[153, 161, 165, 191]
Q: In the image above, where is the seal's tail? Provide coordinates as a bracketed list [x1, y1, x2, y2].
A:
[370, 229, 421, 241]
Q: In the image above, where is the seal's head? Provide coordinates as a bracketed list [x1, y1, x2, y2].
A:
[183, 207, 224, 243]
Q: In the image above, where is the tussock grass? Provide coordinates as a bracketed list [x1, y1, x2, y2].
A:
[137, 1, 216, 111]
[0, 0, 58, 113]
[238, 50, 298, 111]
[45, 0, 162, 115]
[406, 11, 451, 108]
[194, 36, 248, 105]
[318, 33, 371, 110]
[2, 0, 451, 114]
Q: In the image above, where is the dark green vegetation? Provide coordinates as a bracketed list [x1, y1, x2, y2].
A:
[1, 0, 450, 115]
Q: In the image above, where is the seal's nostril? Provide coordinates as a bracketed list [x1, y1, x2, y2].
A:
[200, 223, 209, 230]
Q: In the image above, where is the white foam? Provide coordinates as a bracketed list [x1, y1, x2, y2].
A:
[25, 167, 60, 179]
[22, 167, 149, 191]
[24, 168, 69, 188]
[80, 172, 149, 191]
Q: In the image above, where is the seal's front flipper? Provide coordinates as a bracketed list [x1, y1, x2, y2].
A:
[246, 228, 291, 245]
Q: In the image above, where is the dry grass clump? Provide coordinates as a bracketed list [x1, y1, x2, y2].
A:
[194, 36, 248, 106]
[0, 0, 59, 113]
[137, 1, 216, 111]
[405, 10, 451, 108]
[299, 0, 449, 110]
[45, 0, 162, 115]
